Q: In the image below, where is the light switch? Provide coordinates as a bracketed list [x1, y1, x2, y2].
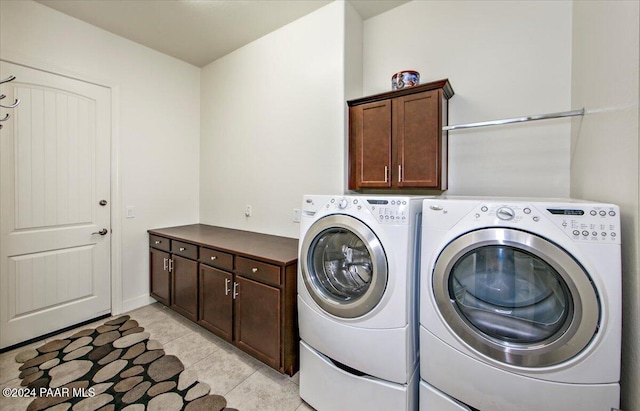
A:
[126, 206, 135, 218]
[293, 208, 301, 223]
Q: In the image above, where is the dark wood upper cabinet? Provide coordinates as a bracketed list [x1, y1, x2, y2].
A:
[351, 100, 392, 188]
[348, 79, 454, 191]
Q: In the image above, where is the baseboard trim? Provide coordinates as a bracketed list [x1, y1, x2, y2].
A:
[122, 294, 157, 313]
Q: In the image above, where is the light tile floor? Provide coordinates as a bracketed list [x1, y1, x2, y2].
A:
[0, 303, 315, 411]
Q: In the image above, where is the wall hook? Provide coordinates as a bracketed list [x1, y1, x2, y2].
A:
[0, 75, 20, 130]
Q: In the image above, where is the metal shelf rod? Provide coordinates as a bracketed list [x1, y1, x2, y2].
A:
[443, 108, 585, 131]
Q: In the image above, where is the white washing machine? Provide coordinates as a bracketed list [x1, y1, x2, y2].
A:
[298, 194, 425, 411]
[419, 197, 622, 411]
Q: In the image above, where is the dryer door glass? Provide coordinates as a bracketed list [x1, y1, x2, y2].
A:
[432, 228, 600, 367]
[301, 215, 388, 318]
[449, 245, 570, 344]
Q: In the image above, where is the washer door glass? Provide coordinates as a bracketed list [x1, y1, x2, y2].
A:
[450, 246, 570, 344]
[310, 228, 373, 301]
[433, 228, 599, 367]
[301, 215, 388, 318]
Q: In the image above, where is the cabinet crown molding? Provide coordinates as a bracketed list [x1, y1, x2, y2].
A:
[347, 79, 454, 107]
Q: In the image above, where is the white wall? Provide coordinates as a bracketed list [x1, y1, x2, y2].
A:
[0, 0, 201, 312]
[363, 1, 573, 197]
[200, 1, 346, 239]
[570, 2, 640, 410]
[344, 1, 363, 191]
[344, 2, 363, 102]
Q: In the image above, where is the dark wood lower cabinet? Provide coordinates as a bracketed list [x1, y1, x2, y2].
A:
[234, 276, 281, 369]
[199, 265, 233, 342]
[148, 224, 298, 376]
[171, 255, 198, 322]
[149, 248, 170, 306]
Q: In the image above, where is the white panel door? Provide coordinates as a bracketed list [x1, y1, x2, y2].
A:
[0, 61, 111, 349]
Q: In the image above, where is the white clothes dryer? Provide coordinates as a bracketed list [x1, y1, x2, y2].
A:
[298, 195, 425, 411]
[419, 197, 621, 411]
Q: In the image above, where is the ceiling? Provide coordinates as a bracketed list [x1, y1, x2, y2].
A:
[35, 0, 409, 67]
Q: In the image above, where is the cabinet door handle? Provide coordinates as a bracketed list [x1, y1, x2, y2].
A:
[168, 259, 173, 272]
[251, 267, 258, 273]
[163, 257, 168, 271]
[179, 247, 186, 251]
[225, 278, 231, 296]
[384, 166, 388, 183]
[398, 165, 403, 182]
[155, 240, 161, 245]
[233, 282, 239, 299]
[211, 256, 217, 261]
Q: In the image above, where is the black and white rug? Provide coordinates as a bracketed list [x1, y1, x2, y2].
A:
[13, 315, 236, 411]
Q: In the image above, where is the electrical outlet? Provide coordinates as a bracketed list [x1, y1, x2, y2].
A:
[245, 205, 252, 217]
[293, 208, 301, 223]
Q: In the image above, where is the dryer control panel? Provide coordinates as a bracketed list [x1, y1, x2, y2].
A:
[472, 202, 620, 244]
[322, 197, 410, 225]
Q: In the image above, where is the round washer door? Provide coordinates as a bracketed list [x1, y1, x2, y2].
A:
[433, 228, 599, 367]
[300, 215, 388, 318]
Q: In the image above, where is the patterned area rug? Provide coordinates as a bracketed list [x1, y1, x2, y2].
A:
[13, 315, 237, 411]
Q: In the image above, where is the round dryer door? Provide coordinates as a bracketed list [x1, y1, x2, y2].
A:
[300, 215, 388, 318]
[433, 228, 599, 367]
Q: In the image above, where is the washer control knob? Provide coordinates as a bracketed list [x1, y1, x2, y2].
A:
[496, 207, 515, 221]
[338, 198, 348, 209]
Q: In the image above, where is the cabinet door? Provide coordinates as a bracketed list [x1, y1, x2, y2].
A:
[349, 100, 392, 189]
[234, 276, 281, 370]
[171, 255, 198, 321]
[150, 248, 171, 306]
[395, 89, 441, 188]
[199, 265, 233, 342]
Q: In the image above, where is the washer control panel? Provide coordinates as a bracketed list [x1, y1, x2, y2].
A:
[324, 197, 410, 224]
[474, 202, 620, 243]
[548, 206, 620, 243]
[475, 204, 532, 224]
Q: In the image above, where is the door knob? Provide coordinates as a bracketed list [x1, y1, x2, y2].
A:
[92, 228, 108, 235]
[99, 200, 108, 206]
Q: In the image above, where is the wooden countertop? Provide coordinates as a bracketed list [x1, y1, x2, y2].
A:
[148, 224, 299, 266]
